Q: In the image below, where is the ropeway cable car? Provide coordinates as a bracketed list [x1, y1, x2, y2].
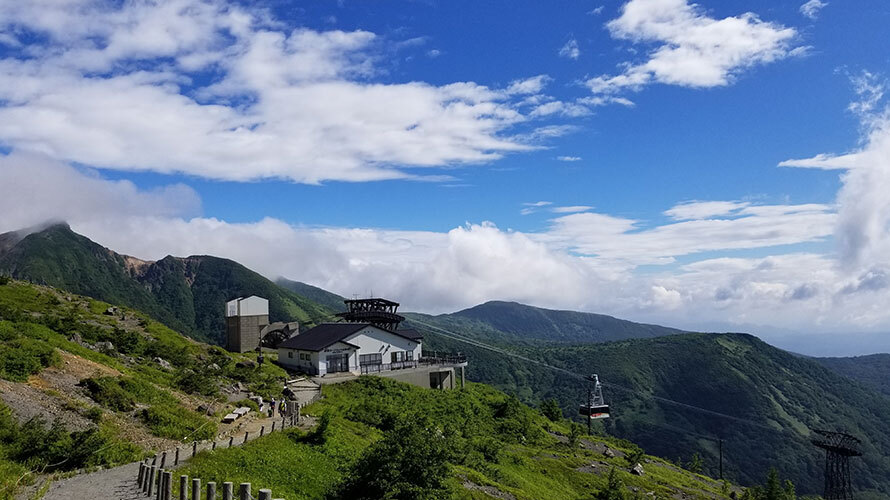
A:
[579, 374, 610, 420]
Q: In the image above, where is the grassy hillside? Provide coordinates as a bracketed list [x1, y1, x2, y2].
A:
[418, 329, 890, 498]
[0, 224, 334, 344]
[0, 279, 290, 499]
[174, 376, 750, 499]
[407, 301, 686, 345]
[816, 353, 890, 398]
[276, 278, 346, 313]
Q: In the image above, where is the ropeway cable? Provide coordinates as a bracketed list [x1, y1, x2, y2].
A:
[404, 317, 797, 437]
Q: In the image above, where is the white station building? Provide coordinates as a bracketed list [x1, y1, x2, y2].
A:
[277, 323, 423, 376]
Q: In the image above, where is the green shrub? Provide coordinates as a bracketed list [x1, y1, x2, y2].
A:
[175, 368, 219, 397]
[0, 337, 59, 382]
[540, 398, 562, 422]
[141, 406, 216, 441]
[80, 377, 136, 412]
[0, 276, 10, 286]
[331, 416, 452, 499]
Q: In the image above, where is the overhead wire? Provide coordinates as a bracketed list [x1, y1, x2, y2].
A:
[404, 317, 796, 438]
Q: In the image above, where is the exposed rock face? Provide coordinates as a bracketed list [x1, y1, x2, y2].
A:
[631, 463, 645, 476]
[154, 357, 173, 370]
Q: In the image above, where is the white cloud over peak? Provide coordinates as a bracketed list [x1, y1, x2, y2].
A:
[558, 38, 580, 60]
[800, 0, 828, 20]
[587, 0, 798, 95]
[0, 0, 555, 184]
[7, 152, 890, 341]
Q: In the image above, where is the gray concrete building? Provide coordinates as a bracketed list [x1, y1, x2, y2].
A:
[225, 296, 269, 353]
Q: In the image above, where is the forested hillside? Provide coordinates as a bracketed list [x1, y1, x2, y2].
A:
[0, 224, 333, 344]
[417, 325, 890, 498]
[408, 301, 685, 345]
[816, 353, 890, 398]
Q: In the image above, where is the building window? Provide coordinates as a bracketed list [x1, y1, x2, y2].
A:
[359, 353, 382, 366]
[391, 351, 405, 363]
[406, 351, 414, 361]
[288, 351, 293, 358]
[299, 353, 309, 361]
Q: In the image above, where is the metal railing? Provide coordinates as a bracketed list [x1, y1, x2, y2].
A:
[358, 353, 467, 374]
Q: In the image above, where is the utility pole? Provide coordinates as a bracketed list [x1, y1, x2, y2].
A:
[718, 439, 723, 480]
[586, 386, 592, 435]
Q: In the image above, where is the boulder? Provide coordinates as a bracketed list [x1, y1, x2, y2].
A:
[208, 363, 221, 371]
[153, 357, 173, 370]
[235, 360, 257, 369]
[631, 463, 644, 476]
[603, 448, 615, 458]
[96, 341, 115, 352]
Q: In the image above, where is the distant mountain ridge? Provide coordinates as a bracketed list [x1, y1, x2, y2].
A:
[816, 353, 890, 398]
[0, 223, 334, 344]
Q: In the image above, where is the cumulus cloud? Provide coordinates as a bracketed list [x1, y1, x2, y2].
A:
[781, 73, 890, 269]
[800, 0, 828, 20]
[587, 0, 798, 95]
[7, 152, 890, 339]
[0, 0, 552, 184]
[558, 38, 580, 60]
[664, 200, 751, 220]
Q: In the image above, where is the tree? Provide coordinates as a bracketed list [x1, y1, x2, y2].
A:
[595, 467, 628, 500]
[332, 415, 453, 499]
[540, 398, 562, 422]
[568, 421, 583, 450]
[687, 453, 703, 474]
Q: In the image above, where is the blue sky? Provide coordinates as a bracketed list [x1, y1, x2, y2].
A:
[2, 0, 890, 354]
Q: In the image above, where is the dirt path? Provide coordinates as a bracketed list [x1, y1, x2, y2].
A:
[37, 413, 311, 500]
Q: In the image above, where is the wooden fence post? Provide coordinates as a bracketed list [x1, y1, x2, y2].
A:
[147, 466, 156, 496]
[239, 483, 251, 500]
[243, 431, 249, 444]
[175, 448, 180, 466]
[228, 436, 234, 448]
[212, 440, 217, 451]
[193, 441, 198, 457]
[260, 425, 265, 437]
[222, 481, 233, 500]
[258, 489, 272, 500]
[157, 471, 166, 500]
[138, 463, 145, 486]
[207, 481, 217, 500]
[192, 477, 201, 500]
[271, 421, 275, 432]
[180, 475, 188, 500]
[163, 471, 173, 500]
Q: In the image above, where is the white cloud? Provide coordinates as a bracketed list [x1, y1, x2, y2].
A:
[664, 200, 750, 220]
[800, 0, 828, 20]
[587, 0, 797, 95]
[551, 206, 593, 214]
[426, 49, 441, 58]
[558, 38, 580, 60]
[505, 75, 551, 95]
[556, 156, 582, 162]
[0, 0, 545, 184]
[8, 152, 890, 341]
[589, 6, 605, 16]
[529, 100, 591, 118]
[520, 201, 553, 215]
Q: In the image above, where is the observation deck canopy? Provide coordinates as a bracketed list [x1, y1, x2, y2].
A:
[337, 298, 405, 331]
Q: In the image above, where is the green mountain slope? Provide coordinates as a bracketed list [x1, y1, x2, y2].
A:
[816, 353, 890, 398]
[0, 224, 334, 344]
[417, 327, 890, 498]
[276, 277, 346, 313]
[411, 300, 686, 345]
[175, 377, 746, 500]
[0, 279, 291, 498]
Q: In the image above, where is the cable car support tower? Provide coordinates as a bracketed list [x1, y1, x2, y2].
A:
[811, 429, 862, 500]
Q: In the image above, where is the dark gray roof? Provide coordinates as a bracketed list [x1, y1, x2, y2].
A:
[278, 323, 368, 351]
[398, 328, 424, 340]
[278, 322, 422, 352]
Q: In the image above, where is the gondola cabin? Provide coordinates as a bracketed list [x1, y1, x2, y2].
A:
[579, 403, 610, 419]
